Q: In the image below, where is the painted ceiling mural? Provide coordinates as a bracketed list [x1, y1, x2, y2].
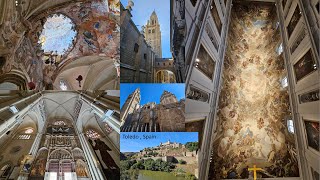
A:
[210, 3, 299, 179]
[4, 0, 120, 90]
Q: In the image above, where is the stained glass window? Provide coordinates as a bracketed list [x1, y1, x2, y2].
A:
[25, 128, 34, 134]
[85, 129, 101, 139]
[18, 135, 31, 140]
[38, 14, 77, 55]
[53, 121, 66, 126]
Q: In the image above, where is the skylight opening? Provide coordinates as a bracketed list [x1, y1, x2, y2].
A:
[38, 14, 77, 55]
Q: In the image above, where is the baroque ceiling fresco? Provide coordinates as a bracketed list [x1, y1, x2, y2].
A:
[0, 0, 120, 90]
[210, 3, 299, 179]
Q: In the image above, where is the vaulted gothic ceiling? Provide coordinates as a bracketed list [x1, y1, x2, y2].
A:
[53, 56, 119, 90]
[43, 91, 79, 121]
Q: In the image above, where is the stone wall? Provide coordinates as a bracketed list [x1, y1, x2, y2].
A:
[157, 101, 185, 131]
[120, 4, 154, 83]
[121, 92, 185, 132]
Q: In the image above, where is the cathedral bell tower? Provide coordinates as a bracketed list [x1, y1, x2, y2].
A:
[144, 11, 162, 58]
[120, 88, 141, 125]
[160, 90, 178, 105]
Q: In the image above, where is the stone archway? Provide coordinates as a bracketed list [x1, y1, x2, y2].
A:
[0, 71, 28, 90]
[154, 59, 177, 83]
[155, 70, 176, 83]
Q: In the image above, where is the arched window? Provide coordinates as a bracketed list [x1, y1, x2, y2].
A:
[53, 120, 66, 126]
[25, 128, 34, 134]
[85, 129, 101, 139]
[17, 127, 33, 140]
[59, 80, 68, 90]
[18, 135, 31, 140]
[38, 14, 77, 55]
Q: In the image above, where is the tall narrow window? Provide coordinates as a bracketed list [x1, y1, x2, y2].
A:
[195, 45, 215, 80]
[210, 1, 222, 34]
[287, 5, 301, 38]
[287, 119, 294, 134]
[281, 76, 288, 88]
[293, 49, 317, 81]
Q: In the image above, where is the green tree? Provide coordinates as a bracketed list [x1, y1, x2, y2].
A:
[144, 158, 156, 170]
[185, 142, 198, 152]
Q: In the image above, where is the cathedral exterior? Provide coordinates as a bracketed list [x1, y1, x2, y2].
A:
[121, 88, 185, 132]
[120, 2, 180, 83]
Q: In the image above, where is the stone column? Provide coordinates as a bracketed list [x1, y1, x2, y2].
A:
[29, 133, 43, 156]
[77, 132, 105, 180]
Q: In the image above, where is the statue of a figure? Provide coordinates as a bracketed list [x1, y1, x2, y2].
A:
[126, 0, 134, 11]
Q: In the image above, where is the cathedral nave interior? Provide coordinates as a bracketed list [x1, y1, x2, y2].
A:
[0, 91, 120, 180]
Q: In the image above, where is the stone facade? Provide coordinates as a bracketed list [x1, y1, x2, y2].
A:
[120, 1, 184, 83]
[120, 89, 185, 132]
[170, 0, 186, 83]
[120, 3, 155, 83]
[154, 58, 176, 83]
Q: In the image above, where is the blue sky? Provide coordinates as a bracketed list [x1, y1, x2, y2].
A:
[120, 83, 185, 108]
[121, 0, 171, 57]
[121, 132, 198, 152]
[40, 14, 76, 55]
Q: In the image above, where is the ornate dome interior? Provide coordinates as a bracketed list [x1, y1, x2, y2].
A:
[0, 0, 120, 91]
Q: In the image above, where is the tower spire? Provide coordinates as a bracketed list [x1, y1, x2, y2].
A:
[143, 11, 162, 58]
